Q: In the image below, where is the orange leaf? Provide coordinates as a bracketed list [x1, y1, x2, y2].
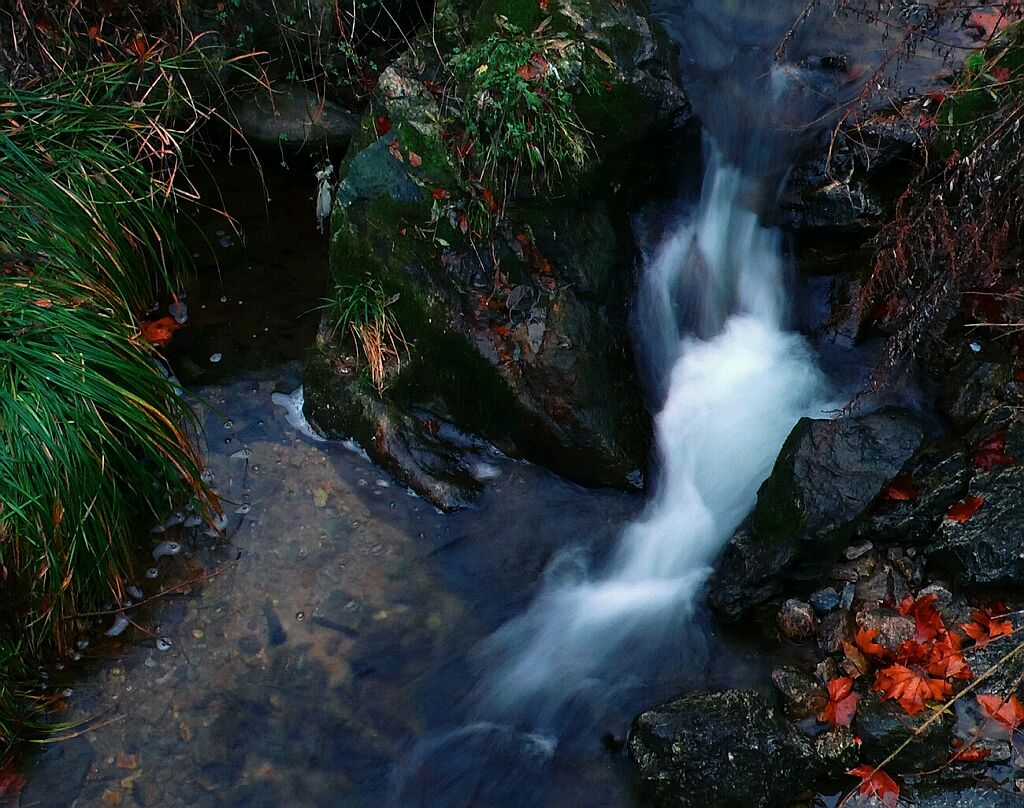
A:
[897, 593, 946, 644]
[925, 632, 972, 680]
[388, 138, 404, 162]
[973, 430, 1015, 470]
[408, 151, 422, 168]
[874, 663, 952, 715]
[821, 676, 859, 728]
[847, 764, 900, 808]
[952, 744, 991, 762]
[0, 761, 26, 806]
[141, 315, 182, 347]
[375, 115, 392, 136]
[977, 693, 1024, 731]
[432, 187, 450, 200]
[33, 297, 52, 308]
[882, 476, 919, 501]
[947, 496, 984, 523]
[962, 608, 1014, 649]
[855, 626, 889, 660]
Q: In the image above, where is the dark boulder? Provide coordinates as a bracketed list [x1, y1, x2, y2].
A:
[629, 690, 825, 808]
[855, 691, 954, 774]
[927, 464, 1024, 588]
[910, 787, 1024, 808]
[710, 408, 924, 621]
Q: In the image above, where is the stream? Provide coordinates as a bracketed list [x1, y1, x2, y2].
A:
[20, 2, 968, 806]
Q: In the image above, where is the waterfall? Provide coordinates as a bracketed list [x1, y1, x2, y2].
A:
[471, 8, 867, 729]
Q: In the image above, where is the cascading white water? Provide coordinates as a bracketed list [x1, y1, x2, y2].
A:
[475, 147, 826, 724]
[472, 27, 864, 724]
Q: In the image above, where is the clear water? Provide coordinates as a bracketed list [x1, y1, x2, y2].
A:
[20, 3, 975, 805]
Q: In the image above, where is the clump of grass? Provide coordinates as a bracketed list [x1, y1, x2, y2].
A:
[448, 18, 594, 192]
[324, 279, 409, 393]
[0, 50, 230, 755]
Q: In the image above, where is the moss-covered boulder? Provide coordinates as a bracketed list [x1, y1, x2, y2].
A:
[304, 0, 689, 506]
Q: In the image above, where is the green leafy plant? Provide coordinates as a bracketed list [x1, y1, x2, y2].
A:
[448, 18, 594, 191]
[324, 279, 409, 393]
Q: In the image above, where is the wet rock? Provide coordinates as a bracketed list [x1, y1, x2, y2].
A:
[302, 364, 483, 511]
[777, 599, 818, 642]
[856, 609, 915, 654]
[813, 727, 860, 776]
[909, 786, 1024, 808]
[855, 691, 954, 774]
[859, 445, 970, 547]
[629, 690, 825, 808]
[306, 0, 691, 492]
[809, 587, 840, 615]
[232, 81, 359, 150]
[771, 667, 826, 720]
[781, 118, 920, 233]
[817, 609, 853, 656]
[710, 409, 924, 621]
[928, 465, 1024, 588]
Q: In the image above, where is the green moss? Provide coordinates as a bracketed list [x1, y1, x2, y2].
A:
[472, 0, 546, 38]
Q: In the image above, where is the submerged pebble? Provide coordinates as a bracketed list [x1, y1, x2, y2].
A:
[213, 513, 229, 531]
[230, 448, 252, 460]
[184, 514, 203, 528]
[235, 503, 252, 515]
[127, 585, 144, 600]
[156, 638, 173, 652]
[210, 353, 223, 363]
[105, 614, 130, 637]
[144, 567, 159, 579]
[152, 541, 182, 560]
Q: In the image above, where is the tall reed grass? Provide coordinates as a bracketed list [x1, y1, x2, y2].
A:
[0, 50, 227, 755]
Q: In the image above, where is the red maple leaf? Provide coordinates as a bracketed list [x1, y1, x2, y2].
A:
[848, 764, 900, 808]
[516, 52, 551, 81]
[855, 626, 889, 661]
[951, 741, 992, 762]
[947, 496, 984, 523]
[375, 115, 392, 136]
[925, 631, 972, 680]
[963, 607, 1014, 648]
[977, 693, 1024, 731]
[821, 676, 860, 728]
[873, 663, 952, 715]
[973, 430, 1015, 471]
[882, 476, 919, 501]
[897, 593, 946, 644]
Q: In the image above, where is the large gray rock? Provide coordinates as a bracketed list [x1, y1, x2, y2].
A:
[928, 464, 1024, 587]
[629, 690, 825, 808]
[709, 408, 924, 621]
[911, 787, 1024, 808]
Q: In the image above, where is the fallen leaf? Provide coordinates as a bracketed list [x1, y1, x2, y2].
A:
[843, 640, 869, 677]
[516, 52, 550, 81]
[973, 430, 1014, 470]
[32, 297, 52, 308]
[925, 631, 972, 680]
[408, 151, 422, 168]
[590, 45, 615, 67]
[977, 693, 1024, 731]
[963, 608, 1014, 648]
[951, 743, 991, 762]
[388, 138, 404, 162]
[882, 476, 919, 501]
[897, 593, 946, 644]
[0, 761, 27, 806]
[141, 315, 182, 347]
[821, 676, 859, 728]
[855, 627, 889, 661]
[873, 663, 952, 715]
[432, 187, 450, 200]
[847, 764, 900, 808]
[375, 115, 392, 136]
[115, 753, 138, 770]
[947, 495, 984, 523]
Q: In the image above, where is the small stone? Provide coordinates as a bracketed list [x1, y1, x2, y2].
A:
[858, 609, 915, 652]
[210, 353, 222, 363]
[771, 667, 826, 719]
[777, 599, 818, 642]
[179, 723, 192, 742]
[101, 789, 124, 807]
[116, 753, 138, 770]
[809, 587, 840, 615]
[312, 488, 328, 508]
[919, 583, 954, 607]
[845, 540, 873, 560]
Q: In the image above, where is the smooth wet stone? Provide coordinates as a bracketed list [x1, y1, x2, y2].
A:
[855, 691, 954, 774]
[809, 587, 840, 615]
[776, 599, 817, 642]
[630, 691, 825, 808]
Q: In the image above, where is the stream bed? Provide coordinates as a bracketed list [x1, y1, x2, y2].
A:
[20, 159, 780, 808]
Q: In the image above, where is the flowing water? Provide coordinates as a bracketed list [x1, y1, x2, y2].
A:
[21, 3, 969, 806]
